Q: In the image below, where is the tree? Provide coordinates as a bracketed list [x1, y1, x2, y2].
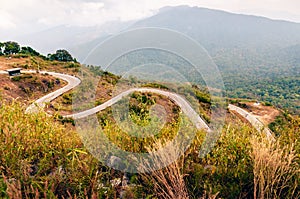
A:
[20, 46, 40, 56]
[0, 42, 4, 55]
[48, 49, 75, 62]
[3, 41, 20, 55]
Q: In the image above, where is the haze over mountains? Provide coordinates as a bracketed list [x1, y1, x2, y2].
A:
[15, 20, 135, 56]
[77, 6, 300, 113]
[66, 6, 299, 78]
[72, 6, 300, 77]
[14, 6, 300, 61]
[134, 6, 300, 47]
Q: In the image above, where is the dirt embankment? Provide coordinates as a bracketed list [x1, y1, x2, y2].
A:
[238, 102, 280, 125]
[0, 73, 66, 104]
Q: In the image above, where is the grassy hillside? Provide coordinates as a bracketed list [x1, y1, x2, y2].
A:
[0, 99, 299, 198]
[0, 73, 66, 104]
[0, 55, 80, 74]
[0, 55, 299, 198]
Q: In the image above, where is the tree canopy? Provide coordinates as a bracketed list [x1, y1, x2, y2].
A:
[2, 41, 20, 55]
[20, 46, 40, 56]
[48, 49, 76, 62]
[0, 42, 4, 55]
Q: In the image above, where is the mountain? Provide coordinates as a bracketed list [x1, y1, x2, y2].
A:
[15, 20, 136, 55]
[133, 6, 300, 49]
[71, 6, 300, 113]
[73, 6, 300, 69]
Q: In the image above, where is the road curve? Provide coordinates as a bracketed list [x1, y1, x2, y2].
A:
[22, 70, 273, 139]
[66, 88, 211, 132]
[25, 71, 81, 114]
[228, 104, 275, 141]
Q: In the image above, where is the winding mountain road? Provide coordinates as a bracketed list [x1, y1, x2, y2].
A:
[21, 70, 273, 138]
[228, 104, 275, 141]
[25, 71, 81, 114]
[66, 87, 211, 132]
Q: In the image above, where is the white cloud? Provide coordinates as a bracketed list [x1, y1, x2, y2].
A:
[0, 10, 16, 29]
[0, 0, 299, 38]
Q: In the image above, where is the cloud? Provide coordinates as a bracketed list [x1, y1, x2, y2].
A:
[0, 0, 299, 38]
[0, 10, 16, 29]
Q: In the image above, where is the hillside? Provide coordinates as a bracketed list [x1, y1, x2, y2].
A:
[0, 51, 299, 198]
[70, 6, 300, 114]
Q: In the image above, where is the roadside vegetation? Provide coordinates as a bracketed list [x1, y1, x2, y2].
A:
[0, 97, 298, 198]
[0, 47, 299, 198]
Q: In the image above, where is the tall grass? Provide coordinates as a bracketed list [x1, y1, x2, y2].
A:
[251, 137, 299, 199]
[1, 99, 299, 198]
[0, 101, 102, 198]
[142, 140, 189, 199]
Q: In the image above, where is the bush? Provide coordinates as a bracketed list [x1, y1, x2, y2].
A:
[62, 93, 73, 104]
[20, 46, 40, 56]
[195, 90, 211, 104]
[11, 76, 21, 81]
[264, 101, 273, 106]
[184, 124, 254, 198]
[64, 63, 80, 68]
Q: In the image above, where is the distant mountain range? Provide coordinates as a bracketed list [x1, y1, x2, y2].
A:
[73, 6, 300, 113]
[15, 20, 135, 55]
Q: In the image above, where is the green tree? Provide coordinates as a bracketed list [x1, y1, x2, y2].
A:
[48, 49, 75, 62]
[20, 46, 40, 56]
[0, 42, 4, 55]
[3, 41, 20, 55]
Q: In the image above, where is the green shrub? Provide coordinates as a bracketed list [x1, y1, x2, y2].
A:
[195, 90, 211, 104]
[62, 93, 73, 104]
[11, 76, 21, 81]
[64, 63, 80, 68]
[185, 123, 254, 198]
[264, 101, 273, 106]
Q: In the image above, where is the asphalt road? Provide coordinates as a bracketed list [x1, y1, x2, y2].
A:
[66, 87, 211, 132]
[25, 71, 81, 114]
[228, 104, 275, 141]
[11, 70, 273, 139]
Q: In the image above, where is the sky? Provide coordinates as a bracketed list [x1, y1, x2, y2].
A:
[0, 0, 300, 39]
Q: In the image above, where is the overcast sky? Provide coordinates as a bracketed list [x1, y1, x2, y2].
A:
[1, 0, 300, 38]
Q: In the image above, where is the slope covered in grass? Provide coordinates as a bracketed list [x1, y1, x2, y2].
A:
[0, 100, 299, 198]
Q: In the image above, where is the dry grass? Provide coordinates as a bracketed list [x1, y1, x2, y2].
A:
[141, 140, 189, 199]
[250, 137, 299, 199]
[198, 189, 219, 199]
[141, 138, 224, 199]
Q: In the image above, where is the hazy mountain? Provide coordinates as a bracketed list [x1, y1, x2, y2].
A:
[72, 6, 299, 113]
[72, 6, 300, 66]
[133, 6, 300, 49]
[15, 20, 135, 55]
